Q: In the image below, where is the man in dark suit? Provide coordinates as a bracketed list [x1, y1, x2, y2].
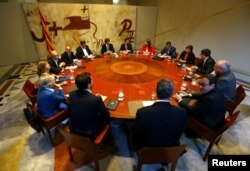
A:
[119, 38, 133, 53]
[69, 72, 110, 139]
[75, 41, 93, 59]
[133, 78, 187, 150]
[160, 41, 177, 58]
[174, 75, 226, 129]
[214, 60, 236, 102]
[194, 48, 215, 75]
[61, 45, 76, 65]
[101, 38, 115, 55]
[47, 50, 66, 74]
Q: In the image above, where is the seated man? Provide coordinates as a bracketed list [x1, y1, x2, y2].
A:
[192, 48, 215, 75]
[47, 50, 66, 74]
[214, 60, 236, 102]
[173, 75, 226, 129]
[179, 45, 195, 64]
[101, 38, 115, 55]
[119, 38, 133, 54]
[61, 45, 76, 65]
[69, 72, 110, 139]
[140, 39, 155, 55]
[133, 78, 187, 150]
[160, 41, 176, 58]
[76, 40, 93, 59]
[37, 73, 68, 118]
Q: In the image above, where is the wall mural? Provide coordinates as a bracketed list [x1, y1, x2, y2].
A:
[22, 3, 136, 57]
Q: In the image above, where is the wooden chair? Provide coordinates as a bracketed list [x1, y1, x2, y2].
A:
[135, 144, 186, 171]
[186, 110, 240, 161]
[194, 57, 202, 65]
[57, 124, 110, 171]
[23, 79, 37, 105]
[32, 105, 70, 146]
[225, 85, 246, 115]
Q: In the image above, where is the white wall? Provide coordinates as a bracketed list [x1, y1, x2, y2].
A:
[0, 3, 38, 66]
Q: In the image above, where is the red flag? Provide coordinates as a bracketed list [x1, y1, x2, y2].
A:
[38, 6, 54, 53]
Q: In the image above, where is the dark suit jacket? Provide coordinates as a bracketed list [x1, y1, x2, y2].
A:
[216, 70, 236, 102]
[134, 102, 187, 150]
[69, 89, 110, 138]
[179, 89, 226, 129]
[160, 46, 176, 58]
[179, 51, 195, 65]
[119, 43, 133, 53]
[76, 46, 93, 59]
[47, 57, 63, 74]
[101, 43, 115, 54]
[196, 56, 215, 75]
[61, 51, 76, 65]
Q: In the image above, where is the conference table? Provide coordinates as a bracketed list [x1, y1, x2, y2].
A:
[61, 54, 200, 119]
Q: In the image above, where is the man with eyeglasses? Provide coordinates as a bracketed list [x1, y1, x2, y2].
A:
[173, 75, 226, 130]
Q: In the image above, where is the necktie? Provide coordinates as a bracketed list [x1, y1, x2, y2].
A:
[125, 44, 128, 50]
[106, 44, 109, 51]
[167, 48, 171, 55]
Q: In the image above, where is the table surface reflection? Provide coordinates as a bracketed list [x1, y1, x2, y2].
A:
[61, 54, 200, 119]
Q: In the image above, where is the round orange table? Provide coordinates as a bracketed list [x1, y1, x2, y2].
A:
[61, 54, 199, 119]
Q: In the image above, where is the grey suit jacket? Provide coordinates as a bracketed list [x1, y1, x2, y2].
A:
[216, 70, 236, 102]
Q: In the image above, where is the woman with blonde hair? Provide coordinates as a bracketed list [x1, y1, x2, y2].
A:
[37, 61, 51, 77]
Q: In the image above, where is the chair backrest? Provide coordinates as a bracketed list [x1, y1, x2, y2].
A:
[58, 125, 96, 155]
[136, 145, 186, 171]
[23, 79, 37, 105]
[225, 85, 246, 115]
[217, 110, 240, 136]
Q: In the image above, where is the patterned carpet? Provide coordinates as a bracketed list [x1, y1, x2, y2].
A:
[0, 63, 250, 171]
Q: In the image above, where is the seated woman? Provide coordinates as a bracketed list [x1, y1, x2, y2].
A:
[119, 38, 133, 54]
[37, 61, 51, 77]
[140, 39, 155, 55]
[179, 45, 195, 65]
[37, 73, 68, 118]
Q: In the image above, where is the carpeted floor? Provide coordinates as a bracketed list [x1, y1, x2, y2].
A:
[0, 63, 250, 171]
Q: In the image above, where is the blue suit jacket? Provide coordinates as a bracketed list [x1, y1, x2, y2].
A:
[134, 102, 187, 150]
[160, 46, 176, 58]
[37, 86, 67, 118]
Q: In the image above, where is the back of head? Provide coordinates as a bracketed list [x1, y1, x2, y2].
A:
[37, 61, 48, 77]
[201, 48, 211, 57]
[75, 72, 91, 90]
[156, 78, 174, 99]
[217, 60, 231, 73]
[39, 73, 54, 87]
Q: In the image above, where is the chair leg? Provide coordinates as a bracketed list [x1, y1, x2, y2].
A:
[94, 160, 100, 171]
[203, 141, 216, 161]
[171, 162, 177, 171]
[68, 146, 74, 161]
[46, 128, 54, 146]
[215, 136, 222, 145]
[136, 163, 142, 171]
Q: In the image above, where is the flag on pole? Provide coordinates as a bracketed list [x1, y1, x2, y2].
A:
[38, 6, 54, 53]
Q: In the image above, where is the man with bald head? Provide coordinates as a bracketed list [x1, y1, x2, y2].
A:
[214, 60, 236, 102]
[47, 50, 66, 74]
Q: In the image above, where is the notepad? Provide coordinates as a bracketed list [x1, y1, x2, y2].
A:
[128, 100, 155, 117]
